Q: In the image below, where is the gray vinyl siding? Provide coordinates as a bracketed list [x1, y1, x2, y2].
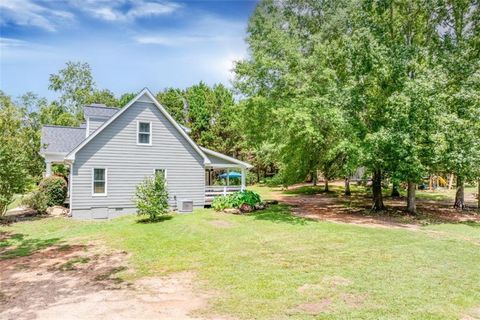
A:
[71, 100, 205, 218]
[88, 117, 107, 135]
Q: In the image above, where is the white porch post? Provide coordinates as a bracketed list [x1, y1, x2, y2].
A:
[45, 160, 52, 177]
[241, 167, 246, 191]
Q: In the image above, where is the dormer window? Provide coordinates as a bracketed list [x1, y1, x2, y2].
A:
[137, 121, 152, 145]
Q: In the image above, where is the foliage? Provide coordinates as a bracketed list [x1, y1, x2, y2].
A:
[21, 190, 49, 213]
[156, 88, 186, 125]
[156, 82, 243, 156]
[86, 89, 119, 107]
[48, 61, 95, 115]
[118, 93, 136, 107]
[39, 176, 68, 207]
[0, 92, 32, 215]
[135, 172, 169, 221]
[235, 0, 480, 212]
[212, 190, 261, 211]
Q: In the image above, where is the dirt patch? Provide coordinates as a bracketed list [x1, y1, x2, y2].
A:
[297, 276, 352, 294]
[272, 183, 480, 230]
[341, 293, 367, 308]
[0, 237, 220, 320]
[296, 299, 332, 314]
[462, 307, 480, 320]
[209, 220, 234, 228]
[323, 275, 353, 288]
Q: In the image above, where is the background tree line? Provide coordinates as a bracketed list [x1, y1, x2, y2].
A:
[233, 0, 480, 213]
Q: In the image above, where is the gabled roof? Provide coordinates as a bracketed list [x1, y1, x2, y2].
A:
[65, 88, 211, 164]
[41, 126, 86, 154]
[201, 147, 253, 169]
[83, 104, 119, 118]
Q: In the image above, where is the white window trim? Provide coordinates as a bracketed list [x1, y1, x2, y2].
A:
[92, 168, 107, 197]
[137, 120, 152, 146]
[153, 168, 167, 180]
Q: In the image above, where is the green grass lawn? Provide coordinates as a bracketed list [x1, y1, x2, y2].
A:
[1, 205, 479, 319]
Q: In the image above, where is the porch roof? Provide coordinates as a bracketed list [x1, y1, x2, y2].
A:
[41, 126, 86, 154]
[201, 147, 253, 169]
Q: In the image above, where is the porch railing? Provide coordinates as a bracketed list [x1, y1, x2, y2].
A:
[205, 185, 242, 204]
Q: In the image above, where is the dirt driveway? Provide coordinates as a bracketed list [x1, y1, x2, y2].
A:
[0, 238, 214, 320]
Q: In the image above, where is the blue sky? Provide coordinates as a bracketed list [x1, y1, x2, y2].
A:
[0, 0, 257, 100]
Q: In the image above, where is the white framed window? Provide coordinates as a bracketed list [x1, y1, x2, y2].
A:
[153, 169, 168, 188]
[92, 168, 107, 196]
[154, 168, 167, 179]
[137, 121, 152, 145]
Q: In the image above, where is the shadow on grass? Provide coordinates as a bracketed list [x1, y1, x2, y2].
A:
[251, 204, 314, 225]
[0, 213, 49, 226]
[0, 232, 61, 260]
[136, 215, 173, 224]
[283, 186, 334, 195]
[458, 221, 480, 228]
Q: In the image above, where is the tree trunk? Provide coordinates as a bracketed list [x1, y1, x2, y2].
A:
[454, 176, 465, 209]
[324, 178, 329, 192]
[477, 179, 480, 211]
[372, 169, 385, 211]
[391, 182, 400, 198]
[344, 177, 351, 196]
[406, 182, 416, 214]
[448, 174, 454, 190]
[428, 175, 433, 190]
[256, 168, 260, 183]
[312, 171, 317, 186]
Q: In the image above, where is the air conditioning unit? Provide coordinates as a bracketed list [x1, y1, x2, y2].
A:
[177, 199, 193, 213]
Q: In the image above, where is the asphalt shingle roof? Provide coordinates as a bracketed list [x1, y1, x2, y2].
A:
[83, 104, 119, 118]
[41, 126, 86, 154]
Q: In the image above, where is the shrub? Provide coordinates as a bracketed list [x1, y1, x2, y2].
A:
[212, 190, 262, 211]
[135, 172, 169, 221]
[212, 195, 235, 211]
[22, 191, 48, 213]
[264, 174, 286, 187]
[39, 175, 68, 206]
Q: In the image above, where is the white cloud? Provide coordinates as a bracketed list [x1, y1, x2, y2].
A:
[0, 0, 74, 31]
[134, 15, 245, 46]
[74, 0, 181, 22]
[127, 1, 181, 19]
[0, 37, 28, 48]
[135, 35, 230, 46]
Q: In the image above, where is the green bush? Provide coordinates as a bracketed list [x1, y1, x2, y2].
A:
[264, 174, 286, 187]
[135, 172, 169, 221]
[39, 175, 68, 206]
[212, 190, 262, 211]
[22, 191, 48, 213]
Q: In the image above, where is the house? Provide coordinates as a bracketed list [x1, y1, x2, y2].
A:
[40, 88, 252, 219]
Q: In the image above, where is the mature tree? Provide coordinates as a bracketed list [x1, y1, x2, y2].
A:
[235, 0, 347, 188]
[156, 83, 242, 156]
[16, 93, 47, 180]
[39, 102, 80, 127]
[118, 92, 136, 107]
[0, 92, 32, 215]
[86, 89, 119, 107]
[435, 0, 480, 209]
[156, 88, 186, 125]
[48, 61, 95, 115]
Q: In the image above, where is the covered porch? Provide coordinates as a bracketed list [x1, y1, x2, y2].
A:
[200, 147, 253, 205]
